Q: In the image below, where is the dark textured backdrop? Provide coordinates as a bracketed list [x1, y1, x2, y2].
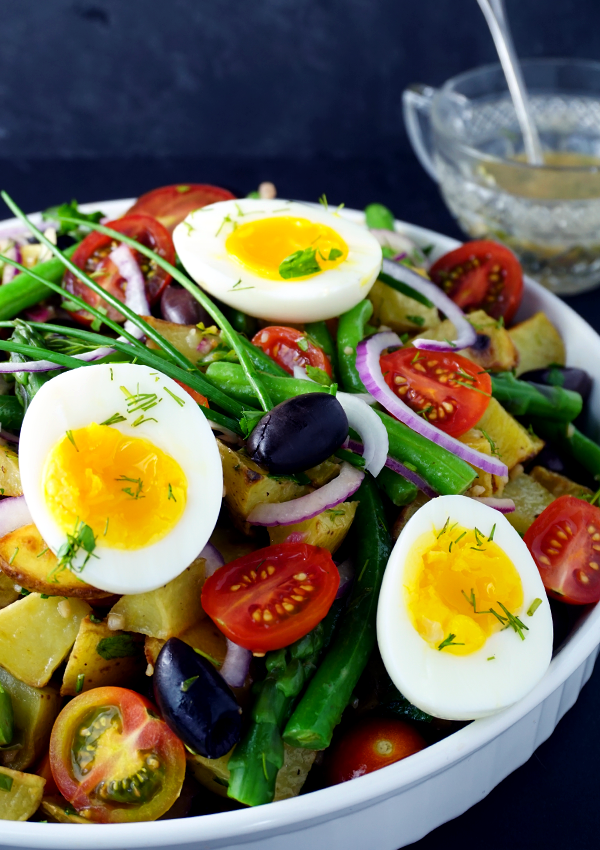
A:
[1, 0, 599, 160]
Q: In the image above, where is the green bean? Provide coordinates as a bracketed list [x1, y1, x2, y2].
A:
[376, 466, 418, 506]
[0, 684, 13, 746]
[529, 418, 600, 482]
[0, 245, 77, 321]
[305, 320, 339, 379]
[377, 271, 434, 309]
[10, 322, 60, 410]
[204, 362, 326, 408]
[491, 372, 582, 422]
[374, 409, 476, 495]
[337, 300, 373, 393]
[283, 474, 392, 749]
[237, 336, 289, 378]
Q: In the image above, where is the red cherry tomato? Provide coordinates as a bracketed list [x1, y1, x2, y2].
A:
[252, 326, 332, 377]
[63, 215, 175, 326]
[201, 543, 339, 652]
[379, 348, 491, 437]
[326, 717, 427, 785]
[524, 495, 600, 604]
[126, 184, 236, 233]
[49, 687, 186, 823]
[173, 379, 209, 408]
[429, 240, 523, 324]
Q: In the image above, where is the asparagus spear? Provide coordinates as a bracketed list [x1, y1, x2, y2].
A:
[10, 321, 60, 410]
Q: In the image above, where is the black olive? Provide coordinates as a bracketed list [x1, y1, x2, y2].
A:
[153, 638, 241, 759]
[471, 333, 491, 352]
[246, 393, 348, 474]
[160, 285, 210, 326]
[520, 366, 592, 401]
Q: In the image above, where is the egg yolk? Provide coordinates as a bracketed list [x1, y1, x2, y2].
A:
[225, 216, 348, 280]
[42, 423, 187, 550]
[404, 521, 523, 655]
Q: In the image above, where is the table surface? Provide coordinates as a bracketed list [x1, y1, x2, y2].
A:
[3, 154, 599, 849]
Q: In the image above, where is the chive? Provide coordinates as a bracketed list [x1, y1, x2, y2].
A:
[438, 633, 465, 651]
[75, 673, 85, 694]
[193, 647, 222, 667]
[527, 598, 542, 617]
[181, 675, 199, 693]
[65, 430, 78, 451]
[164, 387, 185, 407]
[488, 523, 496, 541]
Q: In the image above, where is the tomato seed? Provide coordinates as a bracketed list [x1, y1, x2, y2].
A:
[547, 548, 559, 555]
[294, 573, 307, 581]
[282, 602, 295, 612]
[589, 525, 597, 534]
[300, 584, 314, 592]
[263, 610, 273, 622]
[579, 571, 590, 584]
[230, 585, 241, 592]
[539, 555, 551, 565]
[267, 565, 275, 575]
[590, 562, 599, 571]
[252, 610, 262, 622]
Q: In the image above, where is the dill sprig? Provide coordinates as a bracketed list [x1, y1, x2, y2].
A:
[438, 633, 465, 651]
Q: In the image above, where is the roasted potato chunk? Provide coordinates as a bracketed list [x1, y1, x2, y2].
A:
[268, 502, 358, 553]
[108, 556, 205, 640]
[503, 473, 555, 535]
[508, 311, 566, 376]
[459, 429, 507, 497]
[368, 278, 440, 334]
[0, 446, 22, 497]
[410, 309, 519, 372]
[145, 616, 228, 668]
[0, 767, 45, 820]
[530, 466, 593, 499]
[0, 524, 111, 599]
[144, 316, 210, 363]
[0, 594, 90, 688]
[61, 616, 145, 696]
[0, 571, 19, 609]
[219, 441, 310, 535]
[474, 398, 544, 470]
[41, 796, 90, 824]
[0, 666, 60, 771]
[392, 491, 430, 540]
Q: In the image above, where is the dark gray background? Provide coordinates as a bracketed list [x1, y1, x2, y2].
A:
[0, 0, 598, 160]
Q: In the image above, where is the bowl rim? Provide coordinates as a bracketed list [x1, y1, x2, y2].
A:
[1, 201, 599, 848]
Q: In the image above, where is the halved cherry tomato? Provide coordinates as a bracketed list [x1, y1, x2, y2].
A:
[524, 495, 600, 604]
[379, 348, 491, 437]
[126, 184, 236, 233]
[201, 543, 339, 652]
[252, 326, 332, 377]
[429, 240, 523, 324]
[49, 686, 185, 823]
[34, 752, 59, 797]
[173, 379, 209, 408]
[63, 215, 175, 326]
[325, 717, 426, 785]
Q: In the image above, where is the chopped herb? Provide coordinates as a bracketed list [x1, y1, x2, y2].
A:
[75, 673, 85, 694]
[527, 598, 543, 617]
[90, 306, 108, 332]
[0, 774, 13, 792]
[481, 429, 500, 457]
[422, 244, 435, 257]
[183, 221, 195, 236]
[305, 364, 333, 386]
[164, 387, 185, 407]
[181, 675, 199, 692]
[411, 352, 425, 364]
[436, 517, 450, 538]
[216, 214, 235, 236]
[65, 430, 78, 451]
[89, 613, 103, 624]
[318, 194, 328, 210]
[470, 546, 486, 551]
[454, 531, 466, 544]
[454, 381, 491, 396]
[406, 315, 425, 327]
[116, 475, 144, 500]
[240, 409, 264, 438]
[63, 805, 78, 817]
[358, 559, 370, 583]
[279, 247, 321, 279]
[262, 751, 269, 781]
[438, 633, 465, 651]
[42, 199, 104, 237]
[8, 548, 18, 566]
[131, 414, 158, 427]
[96, 635, 140, 660]
[100, 412, 127, 426]
[496, 602, 529, 640]
[473, 527, 484, 546]
[19, 588, 30, 596]
[110, 367, 113, 381]
[328, 247, 343, 261]
[51, 519, 97, 579]
[176, 185, 191, 193]
[488, 523, 496, 541]
[40, 594, 50, 599]
[296, 336, 309, 352]
[487, 656, 495, 661]
[443, 338, 457, 348]
[496, 316, 504, 328]
[168, 483, 176, 502]
[193, 647, 222, 666]
[36, 546, 49, 558]
[103, 517, 109, 537]
[325, 509, 346, 517]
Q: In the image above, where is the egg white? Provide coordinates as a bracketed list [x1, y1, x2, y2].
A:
[173, 199, 383, 322]
[18, 363, 222, 595]
[377, 495, 553, 720]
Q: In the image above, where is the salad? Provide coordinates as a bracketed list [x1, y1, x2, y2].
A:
[0, 182, 594, 823]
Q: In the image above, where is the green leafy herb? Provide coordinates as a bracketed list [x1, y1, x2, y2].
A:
[422, 244, 434, 257]
[181, 675, 199, 693]
[240, 409, 264, 438]
[96, 635, 140, 660]
[42, 199, 104, 237]
[89, 613, 103, 624]
[51, 520, 97, 579]
[406, 315, 425, 327]
[0, 774, 13, 792]
[438, 633, 464, 651]
[90, 306, 108, 333]
[65, 430, 78, 451]
[305, 364, 333, 386]
[328, 248, 343, 261]
[325, 509, 346, 518]
[279, 247, 321, 279]
[296, 336, 309, 352]
[116, 475, 144, 500]
[364, 202, 394, 231]
[246, 190, 260, 199]
[527, 598, 543, 617]
[63, 805, 78, 817]
[76, 673, 85, 695]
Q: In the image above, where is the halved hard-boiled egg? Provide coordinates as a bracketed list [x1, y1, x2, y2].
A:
[173, 199, 382, 322]
[18, 363, 222, 595]
[377, 496, 553, 720]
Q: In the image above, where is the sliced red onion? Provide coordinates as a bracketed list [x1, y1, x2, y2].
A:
[0, 345, 117, 376]
[284, 531, 306, 543]
[356, 332, 508, 477]
[345, 438, 437, 498]
[472, 497, 515, 513]
[23, 305, 56, 323]
[337, 392, 387, 477]
[221, 639, 252, 688]
[2, 245, 22, 285]
[335, 559, 355, 599]
[201, 542, 225, 577]
[381, 258, 477, 352]
[210, 422, 243, 445]
[110, 244, 150, 340]
[0, 429, 19, 443]
[393, 252, 408, 263]
[0, 496, 32, 538]
[371, 231, 425, 266]
[247, 462, 364, 527]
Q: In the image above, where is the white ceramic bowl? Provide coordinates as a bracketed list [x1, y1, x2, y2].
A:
[1, 201, 599, 850]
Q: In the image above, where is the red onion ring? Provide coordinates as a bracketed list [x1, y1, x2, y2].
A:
[337, 392, 388, 477]
[345, 438, 437, 498]
[110, 244, 149, 341]
[201, 542, 225, 577]
[472, 497, 515, 513]
[0, 495, 32, 538]
[2, 245, 21, 285]
[335, 559, 355, 599]
[356, 332, 508, 477]
[0, 429, 19, 443]
[247, 462, 364, 527]
[381, 258, 477, 352]
[221, 640, 252, 688]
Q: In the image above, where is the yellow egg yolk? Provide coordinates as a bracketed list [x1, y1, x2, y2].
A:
[225, 216, 348, 280]
[42, 423, 187, 550]
[404, 521, 524, 655]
